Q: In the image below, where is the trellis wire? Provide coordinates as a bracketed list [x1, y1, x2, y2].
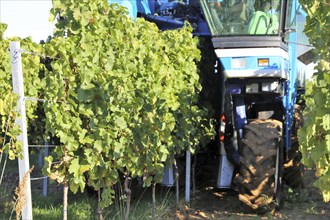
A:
[29, 145, 57, 148]
[25, 97, 46, 103]
[31, 176, 48, 181]
[19, 48, 59, 60]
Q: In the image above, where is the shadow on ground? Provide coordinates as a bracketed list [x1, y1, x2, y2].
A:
[173, 168, 330, 219]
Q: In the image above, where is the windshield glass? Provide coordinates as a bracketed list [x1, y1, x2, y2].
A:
[200, 0, 282, 36]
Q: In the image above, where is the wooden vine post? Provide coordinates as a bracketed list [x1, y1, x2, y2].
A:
[10, 41, 33, 220]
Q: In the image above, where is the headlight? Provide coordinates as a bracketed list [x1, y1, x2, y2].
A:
[246, 83, 259, 93]
[232, 58, 247, 69]
[262, 82, 279, 92]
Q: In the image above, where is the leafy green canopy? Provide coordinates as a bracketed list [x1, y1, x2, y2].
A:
[0, 23, 43, 159]
[298, 0, 330, 202]
[42, 0, 213, 207]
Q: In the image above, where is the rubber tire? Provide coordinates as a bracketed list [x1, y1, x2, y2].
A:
[233, 119, 283, 212]
[283, 104, 304, 189]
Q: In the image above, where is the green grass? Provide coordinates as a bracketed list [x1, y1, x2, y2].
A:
[30, 184, 176, 220]
[32, 188, 98, 220]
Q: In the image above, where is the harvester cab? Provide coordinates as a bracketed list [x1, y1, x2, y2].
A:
[107, 0, 311, 211]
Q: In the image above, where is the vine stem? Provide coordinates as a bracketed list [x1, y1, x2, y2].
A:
[124, 176, 131, 220]
[0, 149, 9, 186]
[63, 181, 68, 220]
[174, 160, 179, 204]
[152, 182, 156, 219]
[63, 148, 69, 220]
[98, 180, 104, 220]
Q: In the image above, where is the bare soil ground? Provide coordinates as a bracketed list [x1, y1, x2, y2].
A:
[173, 168, 330, 219]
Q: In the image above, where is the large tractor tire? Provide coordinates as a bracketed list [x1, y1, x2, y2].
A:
[283, 104, 304, 189]
[233, 119, 283, 212]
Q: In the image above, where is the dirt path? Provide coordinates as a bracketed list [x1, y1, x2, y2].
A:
[173, 168, 330, 219]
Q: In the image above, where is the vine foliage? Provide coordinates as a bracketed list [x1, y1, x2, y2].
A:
[41, 0, 213, 208]
[0, 0, 213, 210]
[298, 0, 330, 202]
[0, 23, 43, 159]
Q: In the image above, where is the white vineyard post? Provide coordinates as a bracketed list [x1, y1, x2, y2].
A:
[185, 150, 191, 202]
[10, 41, 33, 220]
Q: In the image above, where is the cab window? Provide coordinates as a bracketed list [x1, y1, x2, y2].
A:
[200, 0, 282, 36]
